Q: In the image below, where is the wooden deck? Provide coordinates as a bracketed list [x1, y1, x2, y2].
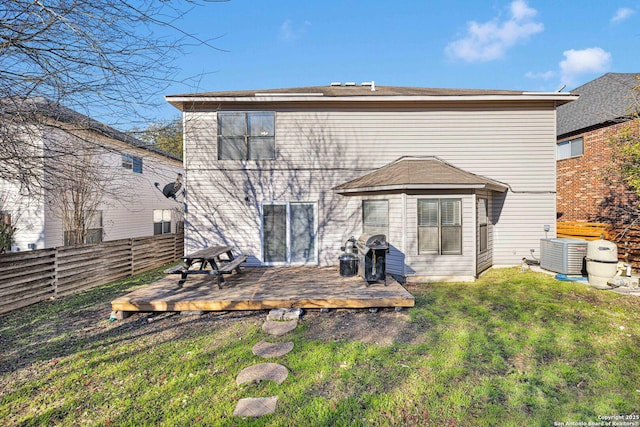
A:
[110, 266, 415, 314]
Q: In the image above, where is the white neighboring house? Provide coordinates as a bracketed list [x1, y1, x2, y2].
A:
[0, 100, 184, 252]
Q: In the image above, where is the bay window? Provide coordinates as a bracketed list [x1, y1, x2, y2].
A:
[418, 199, 462, 255]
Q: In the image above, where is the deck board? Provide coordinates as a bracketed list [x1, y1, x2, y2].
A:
[111, 266, 415, 312]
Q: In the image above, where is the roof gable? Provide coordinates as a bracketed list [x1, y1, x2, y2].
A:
[557, 73, 640, 137]
[333, 157, 508, 194]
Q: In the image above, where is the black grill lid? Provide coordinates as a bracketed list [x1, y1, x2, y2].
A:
[356, 233, 388, 250]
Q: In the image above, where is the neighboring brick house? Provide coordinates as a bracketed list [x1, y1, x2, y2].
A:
[556, 73, 640, 223]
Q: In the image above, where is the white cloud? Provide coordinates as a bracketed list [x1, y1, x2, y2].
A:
[560, 47, 612, 86]
[525, 70, 555, 80]
[611, 7, 635, 23]
[279, 19, 311, 41]
[445, 0, 544, 62]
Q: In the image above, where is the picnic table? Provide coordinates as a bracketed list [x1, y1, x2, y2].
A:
[168, 246, 248, 289]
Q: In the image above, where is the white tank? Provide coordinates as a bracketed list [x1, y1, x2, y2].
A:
[586, 239, 618, 287]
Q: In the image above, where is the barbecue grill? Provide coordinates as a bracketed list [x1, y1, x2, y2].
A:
[355, 233, 388, 284]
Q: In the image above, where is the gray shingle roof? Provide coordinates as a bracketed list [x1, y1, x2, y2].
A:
[333, 157, 508, 194]
[557, 73, 640, 137]
[2, 97, 182, 162]
[168, 85, 524, 98]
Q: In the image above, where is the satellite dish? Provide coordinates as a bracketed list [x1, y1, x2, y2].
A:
[154, 173, 183, 200]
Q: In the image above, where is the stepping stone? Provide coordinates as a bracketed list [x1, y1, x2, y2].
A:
[283, 308, 303, 321]
[252, 340, 294, 358]
[266, 308, 288, 321]
[267, 308, 303, 321]
[236, 363, 289, 385]
[233, 396, 278, 417]
[262, 319, 298, 336]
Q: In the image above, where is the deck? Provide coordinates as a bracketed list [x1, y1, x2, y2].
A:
[110, 266, 415, 314]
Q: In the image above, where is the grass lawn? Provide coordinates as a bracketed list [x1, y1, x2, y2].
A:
[1, 267, 639, 426]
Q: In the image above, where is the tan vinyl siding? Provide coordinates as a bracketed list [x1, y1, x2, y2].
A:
[491, 192, 556, 266]
[183, 100, 558, 275]
[186, 106, 556, 190]
[184, 168, 356, 266]
[274, 107, 556, 192]
[184, 112, 217, 170]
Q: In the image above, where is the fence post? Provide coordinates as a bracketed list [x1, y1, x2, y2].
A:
[53, 247, 59, 298]
[129, 238, 134, 277]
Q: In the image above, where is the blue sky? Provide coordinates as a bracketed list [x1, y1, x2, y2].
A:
[156, 0, 640, 120]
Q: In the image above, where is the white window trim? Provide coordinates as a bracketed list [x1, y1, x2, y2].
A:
[217, 111, 276, 160]
[417, 198, 463, 255]
[260, 201, 318, 266]
[557, 136, 584, 160]
[362, 199, 389, 237]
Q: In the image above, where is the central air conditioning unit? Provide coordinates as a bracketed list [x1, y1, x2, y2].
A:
[540, 238, 588, 275]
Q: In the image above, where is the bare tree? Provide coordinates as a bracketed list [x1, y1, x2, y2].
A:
[596, 79, 640, 247]
[0, 192, 18, 253]
[46, 141, 113, 246]
[1, 1, 222, 191]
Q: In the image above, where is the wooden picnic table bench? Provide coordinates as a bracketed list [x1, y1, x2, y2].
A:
[167, 245, 248, 289]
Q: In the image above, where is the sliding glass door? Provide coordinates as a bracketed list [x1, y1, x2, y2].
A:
[262, 202, 316, 265]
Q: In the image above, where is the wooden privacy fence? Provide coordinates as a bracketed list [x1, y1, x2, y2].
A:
[556, 222, 609, 240]
[0, 233, 184, 315]
[557, 221, 640, 270]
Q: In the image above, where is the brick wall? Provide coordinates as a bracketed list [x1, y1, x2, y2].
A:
[556, 119, 640, 222]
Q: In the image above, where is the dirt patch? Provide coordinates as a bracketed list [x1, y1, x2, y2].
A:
[0, 304, 418, 378]
[300, 308, 419, 347]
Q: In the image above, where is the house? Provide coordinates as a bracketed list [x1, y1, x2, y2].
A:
[166, 84, 576, 282]
[0, 99, 184, 252]
[556, 73, 640, 223]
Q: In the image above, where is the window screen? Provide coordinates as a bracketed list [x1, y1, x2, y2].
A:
[363, 200, 389, 236]
[478, 198, 488, 252]
[153, 209, 172, 235]
[418, 199, 462, 255]
[557, 137, 583, 160]
[218, 112, 275, 160]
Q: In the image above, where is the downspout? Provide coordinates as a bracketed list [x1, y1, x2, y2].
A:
[402, 193, 407, 277]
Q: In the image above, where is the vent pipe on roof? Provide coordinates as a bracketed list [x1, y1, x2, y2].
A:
[329, 81, 376, 91]
[361, 81, 376, 91]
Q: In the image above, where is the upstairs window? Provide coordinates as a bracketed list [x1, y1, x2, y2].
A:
[218, 112, 275, 160]
[122, 155, 143, 173]
[557, 137, 583, 160]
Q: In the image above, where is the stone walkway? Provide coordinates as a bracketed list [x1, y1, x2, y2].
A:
[232, 308, 302, 418]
